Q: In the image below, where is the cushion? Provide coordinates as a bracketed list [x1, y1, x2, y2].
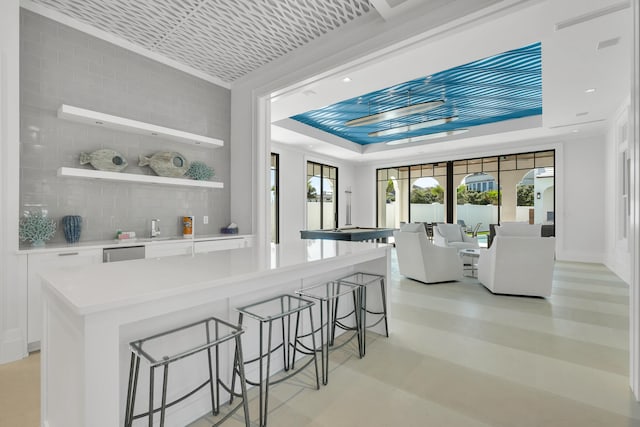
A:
[495, 223, 541, 237]
[400, 223, 425, 233]
[437, 223, 463, 242]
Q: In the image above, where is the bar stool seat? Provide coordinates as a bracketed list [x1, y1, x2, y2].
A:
[295, 280, 362, 385]
[338, 272, 389, 356]
[232, 294, 320, 427]
[124, 316, 250, 427]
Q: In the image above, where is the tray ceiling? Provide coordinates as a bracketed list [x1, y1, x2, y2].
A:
[28, 0, 373, 83]
[291, 42, 542, 145]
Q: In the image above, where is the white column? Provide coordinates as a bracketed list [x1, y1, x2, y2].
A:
[629, 0, 640, 400]
[0, 0, 27, 364]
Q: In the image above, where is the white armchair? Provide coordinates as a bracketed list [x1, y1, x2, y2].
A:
[477, 236, 555, 297]
[433, 223, 479, 250]
[394, 229, 463, 283]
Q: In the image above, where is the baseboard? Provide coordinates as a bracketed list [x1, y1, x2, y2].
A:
[27, 340, 41, 353]
[0, 327, 27, 364]
[604, 257, 632, 284]
[556, 250, 605, 264]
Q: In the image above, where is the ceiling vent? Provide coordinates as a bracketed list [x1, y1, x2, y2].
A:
[549, 119, 606, 129]
[597, 36, 621, 50]
[555, 2, 629, 31]
[386, 0, 408, 7]
[369, 0, 424, 20]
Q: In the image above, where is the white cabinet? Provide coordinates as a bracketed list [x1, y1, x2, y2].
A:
[194, 237, 252, 254]
[145, 241, 194, 258]
[28, 249, 102, 346]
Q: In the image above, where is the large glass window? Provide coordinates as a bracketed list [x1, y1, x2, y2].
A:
[307, 161, 338, 229]
[270, 153, 279, 243]
[377, 150, 555, 234]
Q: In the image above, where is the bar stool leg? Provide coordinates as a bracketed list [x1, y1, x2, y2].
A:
[323, 299, 331, 385]
[380, 278, 389, 337]
[307, 305, 320, 390]
[160, 363, 169, 426]
[290, 310, 302, 370]
[234, 335, 251, 427]
[205, 322, 217, 416]
[281, 316, 289, 371]
[328, 295, 336, 346]
[229, 313, 244, 405]
[352, 289, 363, 358]
[261, 319, 274, 427]
[360, 286, 367, 356]
[148, 366, 155, 427]
[125, 352, 140, 427]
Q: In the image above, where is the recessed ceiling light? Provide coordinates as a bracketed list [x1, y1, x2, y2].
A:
[342, 77, 352, 83]
[572, 129, 579, 133]
[585, 88, 596, 93]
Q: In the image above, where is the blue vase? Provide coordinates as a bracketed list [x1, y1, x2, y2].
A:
[62, 215, 82, 243]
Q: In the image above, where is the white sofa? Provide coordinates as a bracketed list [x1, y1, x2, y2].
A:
[394, 227, 463, 284]
[477, 234, 555, 297]
[433, 223, 479, 250]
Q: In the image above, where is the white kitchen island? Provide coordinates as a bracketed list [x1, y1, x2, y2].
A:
[39, 239, 390, 427]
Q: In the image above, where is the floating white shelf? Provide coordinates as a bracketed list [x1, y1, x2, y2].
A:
[58, 167, 224, 189]
[57, 104, 224, 148]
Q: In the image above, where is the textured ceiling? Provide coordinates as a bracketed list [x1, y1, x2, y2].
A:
[291, 42, 542, 145]
[29, 0, 373, 83]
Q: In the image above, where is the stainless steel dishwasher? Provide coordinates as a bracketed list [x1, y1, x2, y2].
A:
[103, 245, 145, 263]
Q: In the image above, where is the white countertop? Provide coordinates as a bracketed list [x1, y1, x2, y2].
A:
[40, 240, 389, 316]
[17, 233, 251, 254]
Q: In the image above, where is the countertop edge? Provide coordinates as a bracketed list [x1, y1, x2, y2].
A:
[16, 234, 255, 254]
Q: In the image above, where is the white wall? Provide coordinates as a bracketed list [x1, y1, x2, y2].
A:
[605, 100, 632, 282]
[348, 138, 607, 263]
[559, 135, 607, 262]
[0, 0, 26, 363]
[271, 142, 358, 245]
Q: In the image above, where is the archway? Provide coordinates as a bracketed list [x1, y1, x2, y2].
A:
[409, 177, 444, 223]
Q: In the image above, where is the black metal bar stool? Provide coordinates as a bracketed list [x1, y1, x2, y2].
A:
[232, 294, 320, 427]
[295, 280, 362, 385]
[124, 316, 250, 427]
[338, 272, 389, 356]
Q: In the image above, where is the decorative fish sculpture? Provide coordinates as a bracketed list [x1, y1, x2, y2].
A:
[139, 151, 189, 178]
[79, 149, 128, 172]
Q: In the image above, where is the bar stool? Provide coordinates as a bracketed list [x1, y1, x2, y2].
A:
[295, 280, 362, 385]
[124, 316, 250, 427]
[338, 272, 389, 356]
[232, 294, 320, 427]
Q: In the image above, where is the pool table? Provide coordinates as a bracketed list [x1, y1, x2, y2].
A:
[300, 227, 396, 242]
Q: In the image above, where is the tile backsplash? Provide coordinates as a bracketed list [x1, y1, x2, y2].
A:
[19, 10, 232, 245]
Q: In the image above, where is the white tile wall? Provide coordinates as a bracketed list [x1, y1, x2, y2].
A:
[19, 9, 232, 244]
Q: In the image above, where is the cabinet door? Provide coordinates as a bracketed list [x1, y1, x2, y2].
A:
[28, 249, 102, 345]
[145, 241, 193, 258]
[194, 237, 247, 254]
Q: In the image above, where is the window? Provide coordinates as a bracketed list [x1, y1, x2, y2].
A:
[270, 153, 279, 243]
[377, 150, 555, 235]
[307, 161, 338, 229]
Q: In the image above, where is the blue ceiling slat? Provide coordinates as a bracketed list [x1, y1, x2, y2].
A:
[290, 42, 542, 145]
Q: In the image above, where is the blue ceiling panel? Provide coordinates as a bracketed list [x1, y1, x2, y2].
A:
[290, 42, 541, 145]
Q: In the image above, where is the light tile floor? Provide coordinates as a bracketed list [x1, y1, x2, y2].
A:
[2, 259, 639, 426]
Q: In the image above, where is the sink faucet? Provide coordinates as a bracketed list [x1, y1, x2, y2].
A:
[150, 219, 160, 238]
